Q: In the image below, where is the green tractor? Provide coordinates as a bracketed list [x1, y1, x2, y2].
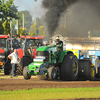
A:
[23, 39, 95, 81]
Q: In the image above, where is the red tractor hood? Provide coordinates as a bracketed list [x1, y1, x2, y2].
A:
[0, 49, 4, 53]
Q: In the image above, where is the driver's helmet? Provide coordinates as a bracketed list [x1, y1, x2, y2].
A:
[55, 39, 60, 43]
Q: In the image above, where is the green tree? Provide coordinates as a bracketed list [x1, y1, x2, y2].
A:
[0, 0, 18, 22]
[38, 26, 46, 36]
[0, 0, 18, 34]
[18, 10, 32, 32]
[3, 21, 10, 35]
[18, 27, 28, 37]
[29, 17, 46, 36]
[33, 17, 42, 27]
[0, 20, 4, 34]
[29, 24, 37, 36]
[11, 19, 16, 29]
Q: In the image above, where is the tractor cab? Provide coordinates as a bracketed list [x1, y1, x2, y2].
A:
[15, 36, 45, 75]
[0, 35, 12, 74]
[0, 35, 9, 52]
[20, 36, 45, 58]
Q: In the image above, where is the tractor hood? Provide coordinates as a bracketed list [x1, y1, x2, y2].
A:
[37, 45, 56, 51]
[0, 49, 5, 65]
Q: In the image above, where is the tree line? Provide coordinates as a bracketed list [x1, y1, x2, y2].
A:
[0, 0, 46, 38]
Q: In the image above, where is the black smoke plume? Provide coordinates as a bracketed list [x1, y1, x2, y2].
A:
[43, 0, 100, 38]
[42, 0, 78, 37]
[65, 0, 100, 37]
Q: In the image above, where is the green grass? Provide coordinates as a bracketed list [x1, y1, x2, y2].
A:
[0, 87, 100, 100]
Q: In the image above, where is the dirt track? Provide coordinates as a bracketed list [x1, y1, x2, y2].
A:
[0, 77, 100, 91]
[0, 77, 100, 100]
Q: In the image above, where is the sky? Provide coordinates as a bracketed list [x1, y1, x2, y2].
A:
[14, 0, 46, 20]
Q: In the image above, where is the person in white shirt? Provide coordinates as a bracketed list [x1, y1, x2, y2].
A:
[8, 49, 19, 77]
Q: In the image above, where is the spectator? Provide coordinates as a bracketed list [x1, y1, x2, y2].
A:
[55, 39, 63, 64]
[8, 49, 19, 78]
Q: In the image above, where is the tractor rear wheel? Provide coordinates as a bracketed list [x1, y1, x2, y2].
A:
[23, 66, 31, 80]
[37, 75, 47, 80]
[61, 54, 78, 81]
[48, 67, 56, 80]
[4, 64, 11, 75]
[4, 68, 10, 75]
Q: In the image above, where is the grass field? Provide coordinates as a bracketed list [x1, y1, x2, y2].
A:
[0, 87, 100, 100]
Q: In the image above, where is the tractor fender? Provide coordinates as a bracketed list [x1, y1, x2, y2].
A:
[66, 51, 73, 55]
[17, 49, 23, 58]
[59, 51, 73, 63]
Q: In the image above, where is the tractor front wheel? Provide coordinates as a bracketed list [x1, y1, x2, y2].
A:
[48, 67, 56, 80]
[16, 56, 32, 75]
[23, 66, 31, 80]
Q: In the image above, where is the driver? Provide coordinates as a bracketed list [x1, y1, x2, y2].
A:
[55, 39, 63, 64]
[55, 39, 63, 51]
[37, 42, 41, 47]
[31, 42, 37, 48]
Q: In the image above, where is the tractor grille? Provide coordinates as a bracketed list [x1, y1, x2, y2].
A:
[36, 51, 49, 61]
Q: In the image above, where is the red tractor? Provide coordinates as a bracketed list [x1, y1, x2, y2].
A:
[0, 35, 12, 75]
[17, 36, 45, 75]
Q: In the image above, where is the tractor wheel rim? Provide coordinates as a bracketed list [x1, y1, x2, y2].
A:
[73, 61, 78, 76]
[52, 69, 56, 79]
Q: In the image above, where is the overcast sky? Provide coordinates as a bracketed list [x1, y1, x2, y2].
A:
[14, 0, 46, 20]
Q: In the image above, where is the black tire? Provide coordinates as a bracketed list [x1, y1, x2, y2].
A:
[61, 54, 78, 81]
[4, 64, 11, 75]
[48, 67, 56, 80]
[4, 59, 11, 75]
[16, 62, 23, 75]
[37, 75, 47, 80]
[98, 67, 100, 78]
[16, 56, 32, 75]
[23, 66, 31, 80]
[4, 68, 9, 75]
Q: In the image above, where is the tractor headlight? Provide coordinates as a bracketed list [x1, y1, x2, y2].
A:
[33, 58, 44, 62]
[36, 56, 46, 59]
